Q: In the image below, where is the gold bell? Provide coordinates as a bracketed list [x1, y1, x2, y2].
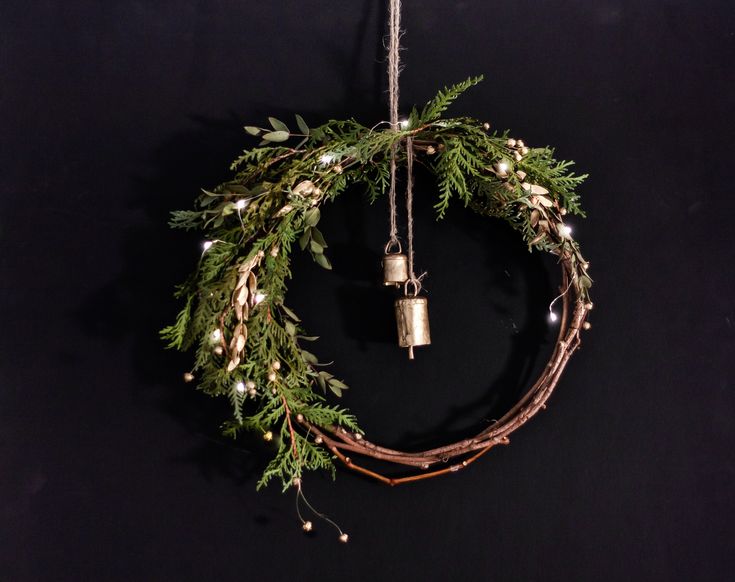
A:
[395, 295, 431, 359]
[382, 253, 409, 286]
[382, 241, 409, 286]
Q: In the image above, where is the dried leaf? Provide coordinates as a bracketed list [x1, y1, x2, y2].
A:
[236, 285, 248, 306]
[227, 356, 240, 372]
[275, 204, 293, 217]
[247, 272, 257, 296]
[235, 333, 246, 353]
[537, 195, 554, 207]
[530, 184, 550, 195]
[529, 232, 546, 245]
[292, 180, 315, 197]
[530, 209, 541, 227]
[236, 272, 250, 290]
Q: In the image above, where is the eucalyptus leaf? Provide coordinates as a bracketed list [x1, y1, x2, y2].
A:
[301, 350, 318, 365]
[268, 117, 290, 132]
[244, 126, 261, 135]
[329, 385, 343, 397]
[310, 227, 327, 248]
[295, 114, 310, 135]
[304, 207, 320, 227]
[285, 321, 296, 336]
[309, 239, 323, 254]
[263, 131, 290, 142]
[280, 304, 301, 322]
[298, 230, 311, 250]
[314, 253, 332, 270]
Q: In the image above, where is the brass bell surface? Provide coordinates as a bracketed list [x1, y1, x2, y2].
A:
[382, 252, 409, 286]
[394, 295, 431, 359]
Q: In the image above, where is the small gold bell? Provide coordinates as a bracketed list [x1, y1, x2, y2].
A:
[382, 253, 409, 286]
[395, 295, 431, 359]
[382, 241, 409, 286]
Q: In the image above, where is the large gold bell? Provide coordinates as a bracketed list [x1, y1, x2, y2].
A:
[382, 252, 409, 286]
[395, 295, 431, 359]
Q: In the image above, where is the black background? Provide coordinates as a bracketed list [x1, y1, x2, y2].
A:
[2, 1, 734, 580]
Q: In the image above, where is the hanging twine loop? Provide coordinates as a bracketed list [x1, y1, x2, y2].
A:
[386, 0, 401, 249]
[404, 136, 426, 296]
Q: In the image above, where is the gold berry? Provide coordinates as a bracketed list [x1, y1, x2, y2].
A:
[263, 431, 273, 442]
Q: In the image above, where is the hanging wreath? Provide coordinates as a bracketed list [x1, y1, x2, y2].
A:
[162, 75, 593, 498]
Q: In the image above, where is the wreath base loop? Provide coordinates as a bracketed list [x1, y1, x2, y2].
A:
[300, 263, 590, 485]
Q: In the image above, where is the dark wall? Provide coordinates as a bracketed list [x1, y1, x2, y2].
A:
[2, 1, 733, 580]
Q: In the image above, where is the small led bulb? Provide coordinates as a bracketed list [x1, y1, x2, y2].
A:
[548, 311, 558, 323]
[319, 153, 334, 165]
[211, 329, 222, 342]
[236, 199, 247, 210]
[560, 225, 573, 237]
[202, 240, 213, 251]
[254, 292, 267, 304]
[235, 381, 246, 394]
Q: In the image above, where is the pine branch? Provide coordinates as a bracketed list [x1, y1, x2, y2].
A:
[420, 75, 484, 123]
